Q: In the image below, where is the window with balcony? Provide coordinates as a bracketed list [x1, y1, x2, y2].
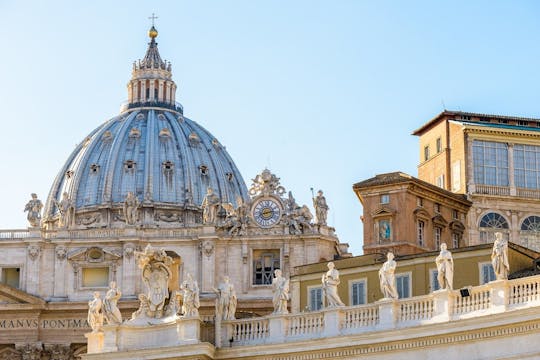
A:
[472, 140, 509, 186]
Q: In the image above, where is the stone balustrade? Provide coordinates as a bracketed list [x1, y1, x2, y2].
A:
[219, 275, 540, 347]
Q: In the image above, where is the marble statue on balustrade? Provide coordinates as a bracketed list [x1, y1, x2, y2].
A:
[313, 189, 329, 226]
[272, 269, 290, 314]
[321, 262, 345, 307]
[103, 281, 123, 325]
[202, 187, 220, 225]
[379, 252, 399, 300]
[24, 193, 43, 227]
[88, 292, 104, 332]
[492, 232, 510, 280]
[55, 192, 75, 228]
[180, 273, 200, 317]
[123, 191, 140, 225]
[213, 276, 237, 320]
[134, 245, 173, 319]
[435, 243, 454, 290]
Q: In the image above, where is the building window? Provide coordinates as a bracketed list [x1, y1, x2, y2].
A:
[434, 203, 441, 213]
[380, 194, 390, 204]
[350, 280, 367, 306]
[417, 197, 424, 207]
[479, 212, 509, 243]
[521, 216, 540, 231]
[472, 140, 509, 186]
[308, 287, 323, 311]
[253, 250, 280, 285]
[452, 233, 460, 248]
[436, 137, 442, 153]
[434, 227, 442, 249]
[430, 269, 440, 291]
[424, 146, 430, 161]
[436, 174, 445, 188]
[480, 263, 496, 284]
[518, 120, 529, 127]
[0, 267, 20, 288]
[514, 144, 540, 189]
[82, 267, 109, 288]
[378, 219, 391, 242]
[417, 220, 425, 246]
[396, 273, 411, 298]
[452, 210, 459, 220]
[519, 216, 540, 250]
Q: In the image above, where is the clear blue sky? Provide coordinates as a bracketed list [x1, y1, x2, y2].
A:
[1, 1, 540, 255]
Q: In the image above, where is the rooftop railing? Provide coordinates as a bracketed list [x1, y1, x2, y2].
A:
[119, 100, 183, 114]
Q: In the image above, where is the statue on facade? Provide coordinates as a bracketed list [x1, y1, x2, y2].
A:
[491, 232, 510, 280]
[221, 196, 249, 236]
[321, 262, 344, 307]
[134, 245, 173, 319]
[88, 291, 104, 332]
[285, 192, 313, 234]
[24, 193, 43, 227]
[272, 269, 289, 314]
[123, 191, 140, 225]
[180, 273, 200, 317]
[213, 276, 237, 320]
[103, 281, 123, 325]
[249, 169, 286, 197]
[379, 252, 398, 299]
[201, 187, 220, 225]
[312, 189, 329, 226]
[435, 243, 454, 290]
[55, 192, 74, 228]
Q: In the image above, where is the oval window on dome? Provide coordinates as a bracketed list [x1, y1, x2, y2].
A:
[199, 165, 209, 176]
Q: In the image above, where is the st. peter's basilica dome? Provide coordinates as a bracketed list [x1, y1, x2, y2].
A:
[43, 26, 249, 228]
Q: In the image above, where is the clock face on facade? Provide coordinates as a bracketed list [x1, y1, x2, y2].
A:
[252, 198, 282, 228]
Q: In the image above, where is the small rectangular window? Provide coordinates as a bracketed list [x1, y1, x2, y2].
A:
[518, 120, 529, 127]
[417, 220, 425, 246]
[380, 194, 390, 204]
[436, 174, 445, 188]
[309, 287, 323, 311]
[452, 210, 459, 219]
[434, 203, 441, 213]
[424, 146, 430, 161]
[480, 263, 496, 284]
[417, 197, 424, 207]
[430, 269, 440, 292]
[350, 280, 366, 306]
[1, 267, 20, 288]
[82, 267, 109, 288]
[436, 137, 442, 153]
[396, 273, 411, 298]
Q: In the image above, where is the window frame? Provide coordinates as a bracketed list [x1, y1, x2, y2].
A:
[0, 266, 22, 289]
[307, 285, 323, 311]
[417, 219, 425, 247]
[251, 249, 281, 286]
[348, 278, 367, 306]
[429, 268, 440, 292]
[80, 265, 111, 290]
[478, 262, 496, 284]
[380, 194, 390, 204]
[395, 272, 412, 299]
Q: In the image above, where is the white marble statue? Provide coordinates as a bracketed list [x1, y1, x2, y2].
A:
[321, 262, 344, 307]
[103, 281, 123, 325]
[180, 273, 200, 317]
[379, 252, 398, 299]
[313, 190, 329, 226]
[88, 291, 104, 332]
[134, 245, 173, 319]
[435, 243, 454, 290]
[123, 191, 140, 225]
[24, 193, 43, 227]
[492, 232, 510, 280]
[213, 276, 237, 320]
[272, 269, 289, 314]
[55, 192, 74, 228]
[201, 187, 220, 224]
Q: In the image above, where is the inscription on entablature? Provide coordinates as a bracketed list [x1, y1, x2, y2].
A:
[0, 318, 89, 330]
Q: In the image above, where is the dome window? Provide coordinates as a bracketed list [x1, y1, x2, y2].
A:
[177, 115, 184, 123]
[212, 139, 222, 151]
[66, 170, 74, 179]
[136, 113, 145, 120]
[102, 131, 113, 143]
[189, 132, 200, 147]
[199, 165, 209, 176]
[157, 113, 166, 120]
[129, 128, 141, 139]
[226, 172, 233, 181]
[124, 160, 137, 172]
[159, 128, 171, 139]
[90, 164, 100, 174]
[162, 161, 174, 174]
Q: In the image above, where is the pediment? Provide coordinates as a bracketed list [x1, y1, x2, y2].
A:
[450, 220, 465, 232]
[0, 284, 45, 305]
[371, 206, 396, 217]
[68, 247, 122, 262]
[432, 214, 448, 227]
[413, 207, 430, 218]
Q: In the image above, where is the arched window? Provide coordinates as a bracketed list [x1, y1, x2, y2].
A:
[519, 216, 540, 251]
[479, 212, 509, 243]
